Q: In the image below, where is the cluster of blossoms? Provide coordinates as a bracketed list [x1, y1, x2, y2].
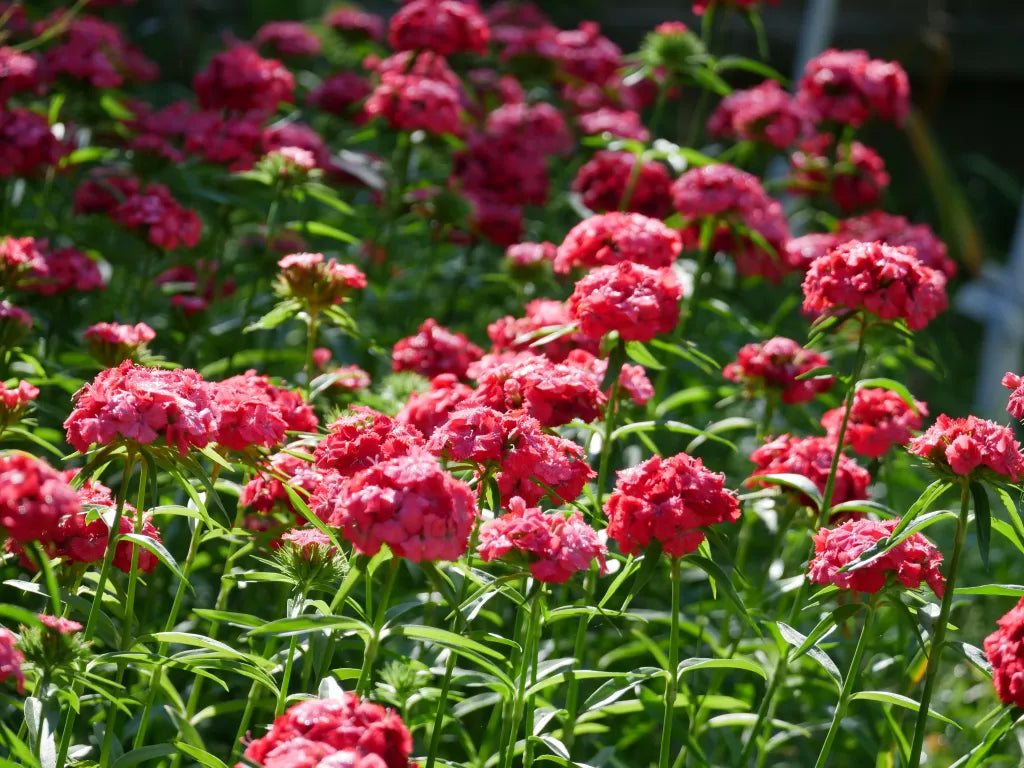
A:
[796, 48, 910, 127]
[487, 299, 599, 363]
[746, 434, 870, 508]
[573, 150, 673, 220]
[0, 108, 64, 177]
[821, 387, 927, 458]
[809, 517, 945, 596]
[0, 628, 24, 693]
[789, 136, 890, 213]
[567, 261, 683, 343]
[984, 598, 1024, 708]
[40, 15, 157, 88]
[240, 694, 414, 768]
[1001, 372, 1024, 422]
[707, 79, 811, 149]
[275, 252, 366, 313]
[0, 236, 103, 296]
[723, 336, 834, 404]
[0, 380, 38, 431]
[207, 371, 317, 453]
[84, 321, 155, 365]
[392, 319, 483, 380]
[240, 450, 322, 522]
[477, 496, 606, 583]
[907, 415, 1024, 482]
[554, 212, 682, 274]
[0, 453, 79, 544]
[193, 45, 294, 113]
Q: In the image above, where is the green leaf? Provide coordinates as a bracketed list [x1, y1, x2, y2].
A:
[752, 473, 822, 510]
[388, 625, 505, 661]
[828, 500, 897, 519]
[305, 182, 354, 215]
[282, 484, 346, 554]
[883, 480, 954, 542]
[849, 690, 961, 728]
[954, 584, 1024, 596]
[676, 657, 766, 680]
[245, 299, 301, 333]
[685, 556, 759, 634]
[286, 220, 360, 245]
[245, 615, 371, 639]
[111, 745, 180, 767]
[24, 697, 56, 768]
[624, 341, 664, 370]
[172, 743, 229, 768]
[789, 603, 863, 660]
[971, 481, 992, 569]
[713, 55, 787, 82]
[855, 378, 922, 414]
[100, 92, 136, 120]
[776, 622, 841, 689]
[118, 534, 193, 592]
[841, 510, 957, 574]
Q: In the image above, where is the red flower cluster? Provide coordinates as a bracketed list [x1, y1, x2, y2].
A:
[0, 47, 40, 105]
[318, 451, 476, 562]
[809, 517, 944, 596]
[389, 0, 490, 56]
[396, 374, 474, 438]
[0, 108, 64, 177]
[506, 241, 556, 269]
[821, 387, 926, 458]
[478, 496, 606, 583]
[605, 452, 740, 557]
[564, 348, 655, 406]
[24, 244, 104, 297]
[314, 407, 424, 477]
[907, 414, 1024, 482]
[0, 235, 42, 287]
[577, 107, 650, 142]
[567, 261, 682, 343]
[37, 614, 82, 636]
[0, 453, 79, 544]
[84, 322, 155, 365]
[240, 695, 414, 768]
[554, 212, 682, 274]
[1003, 372, 1024, 421]
[182, 110, 263, 171]
[206, 372, 308, 452]
[837, 211, 956, 279]
[539, 22, 622, 85]
[365, 68, 464, 136]
[0, 380, 38, 430]
[984, 597, 1024, 708]
[692, 0, 779, 14]
[254, 21, 321, 57]
[802, 240, 948, 330]
[41, 15, 156, 88]
[276, 252, 366, 312]
[392, 319, 483, 380]
[789, 137, 889, 213]
[572, 150, 672, 219]
[241, 451, 322, 518]
[746, 434, 871, 507]
[64, 361, 218, 456]
[0, 629, 24, 693]
[325, 6, 385, 41]
[707, 79, 810, 149]
[193, 45, 294, 113]
[486, 102, 571, 156]
[797, 48, 910, 127]
[723, 336, 834, 404]
[487, 298, 599, 363]
[309, 73, 372, 117]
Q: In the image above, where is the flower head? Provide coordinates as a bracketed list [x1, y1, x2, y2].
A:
[276, 252, 366, 313]
[746, 434, 871, 509]
[314, 407, 424, 477]
[254, 21, 321, 57]
[797, 48, 909, 127]
[487, 299, 599, 363]
[241, 451, 322, 519]
[389, 0, 490, 56]
[837, 211, 955, 279]
[907, 414, 1024, 482]
[396, 374, 474, 438]
[193, 45, 294, 112]
[365, 71, 464, 136]
[809, 517, 944, 596]
[789, 136, 889, 213]
[984, 597, 1024, 708]
[555, 212, 682, 274]
[392, 319, 483, 380]
[309, 72, 371, 117]
[707, 79, 811, 148]
[577, 108, 650, 142]
[567, 262, 682, 343]
[0, 108, 64, 177]
[1004, 372, 1024, 422]
[724, 336, 834, 404]
[605, 452, 740, 557]
[0, 629, 24, 693]
[85, 322, 155, 365]
[572, 151, 672, 219]
[0, 453, 79, 544]
[0, 379, 37, 432]
[822, 387, 926, 458]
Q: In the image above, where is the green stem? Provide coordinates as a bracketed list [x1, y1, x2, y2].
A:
[595, 379, 621, 515]
[304, 310, 319, 397]
[231, 637, 279, 763]
[275, 595, 306, 716]
[501, 589, 543, 768]
[756, 390, 778, 443]
[814, 595, 878, 768]
[659, 558, 681, 768]
[355, 559, 400, 698]
[28, 543, 60, 616]
[561, 568, 597, 757]
[618, 149, 646, 212]
[314, 563, 366, 685]
[907, 482, 970, 765]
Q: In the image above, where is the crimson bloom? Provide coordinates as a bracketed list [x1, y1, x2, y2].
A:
[427, 406, 505, 465]
[801, 240, 948, 330]
[241, 451, 321, 519]
[364, 72, 464, 136]
[193, 45, 294, 113]
[84, 322, 155, 365]
[478, 496, 607, 583]
[723, 336, 834, 404]
[0, 108, 64, 177]
[707, 79, 811, 148]
[308, 72, 371, 117]
[487, 299, 599, 363]
[572, 150, 672, 219]
[789, 137, 889, 213]
[605, 452, 740, 557]
[567, 261, 682, 343]
[314, 407, 424, 477]
[797, 48, 910, 127]
[746, 434, 871, 508]
[1003, 372, 1024, 422]
[577, 107, 650, 142]
[392, 319, 483, 380]
[388, 0, 490, 56]
[822, 387, 926, 458]
[809, 517, 944, 596]
[0, 629, 24, 693]
[395, 374, 474, 438]
[837, 211, 955, 279]
[0, 453, 79, 544]
[254, 21, 321, 57]
[555, 212, 682, 274]
[0, 380, 37, 431]
[984, 597, 1024, 708]
[907, 414, 1024, 482]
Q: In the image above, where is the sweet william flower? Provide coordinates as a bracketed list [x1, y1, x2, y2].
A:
[809, 517, 944, 596]
[984, 597, 1024, 708]
[241, 451, 321, 520]
[572, 150, 672, 219]
[567, 261, 682, 343]
[0, 453, 79, 544]
[0, 108, 64, 177]
[276, 252, 366, 314]
[554, 212, 682, 274]
[707, 79, 811, 148]
[907, 414, 1024, 482]
[746, 434, 871, 509]
[427, 406, 506, 465]
[364, 72, 464, 136]
[0, 629, 24, 693]
[395, 374, 474, 438]
[605, 452, 740, 557]
[1002, 372, 1024, 422]
[838, 211, 955, 279]
[392, 319, 483, 380]
[789, 136, 889, 213]
[486, 298, 599, 363]
[723, 336, 834, 404]
[84, 322, 155, 365]
[324, 6, 385, 41]
[193, 45, 294, 112]
[822, 387, 926, 458]
[577, 107, 650, 142]
[254, 21, 321, 57]
[388, 0, 490, 56]
[314, 407, 424, 477]
[797, 48, 910, 127]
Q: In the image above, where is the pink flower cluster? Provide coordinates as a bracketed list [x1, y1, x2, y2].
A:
[314, 407, 424, 478]
[809, 517, 944, 596]
[572, 150, 672, 220]
[746, 434, 870, 508]
[577, 107, 650, 142]
[41, 15, 156, 88]
[1004, 372, 1024, 421]
[0, 380, 38, 429]
[84, 322, 155, 365]
[0, 453, 79, 544]
[193, 45, 294, 113]
[797, 48, 910, 127]
[389, 0, 490, 56]
[801, 240, 948, 330]
[707, 80, 811, 149]
[241, 451, 322, 520]
[392, 319, 483, 380]
[254, 21, 321, 58]
[506, 241, 556, 269]
[723, 336, 834, 404]
[567, 261, 682, 343]
[984, 597, 1024, 709]
[0, 108, 64, 177]
[365, 55, 465, 137]
[207, 371, 316, 453]
[0, 628, 24, 693]
[276, 252, 366, 312]
[397, 374, 474, 438]
[240, 695, 414, 768]
[907, 414, 1024, 482]
[74, 174, 201, 250]
[554, 212, 682, 274]
[478, 496, 606, 583]
[821, 387, 926, 458]
[605, 452, 740, 557]
[789, 136, 890, 213]
[487, 299, 599, 363]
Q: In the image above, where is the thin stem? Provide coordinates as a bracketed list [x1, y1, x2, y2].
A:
[28, 543, 60, 616]
[595, 378, 621, 515]
[231, 637, 280, 763]
[561, 568, 597, 757]
[907, 482, 970, 765]
[814, 595, 878, 768]
[304, 311, 319, 398]
[275, 594, 306, 716]
[659, 558, 682, 768]
[355, 559, 400, 698]
[501, 588, 543, 768]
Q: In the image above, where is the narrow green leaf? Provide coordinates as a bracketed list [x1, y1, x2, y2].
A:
[172, 743, 229, 768]
[119, 534, 193, 592]
[286, 220, 360, 245]
[244, 299, 301, 333]
[245, 615, 371, 639]
[849, 690, 960, 728]
[676, 657, 766, 680]
[305, 182, 354, 215]
[954, 584, 1024, 597]
[753, 473, 822, 510]
[111, 745, 179, 767]
[624, 341, 664, 370]
[686, 556, 759, 634]
[971, 481, 992, 569]
[790, 603, 862, 660]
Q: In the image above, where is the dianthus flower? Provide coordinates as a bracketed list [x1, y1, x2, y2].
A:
[783, 232, 842, 272]
[797, 48, 910, 127]
[486, 102, 571, 156]
[789, 137, 889, 213]
[392, 319, 483, 380]
[0, 108, 64, 177]
[395, 374, 474, 438]
[572, 150, 672, 219]
[506, 241, 556, 269]
[240, 694, 414, 768]
[456, 132, 549, 208]
[809, 517, 944, 595]
[320, 451, 476, 562]
[478, 496, 606, 583]
[260, 122, 331, 169]
[822, 387, 926, 458]
[563, 348, 655, 407]
[554, 212, 682, 274]
[109, 182, 202, 250]
[984, 597, 1024, 708]
[194, 45, 294, 112]
[577, 107, 650, 142]
[605, 452, 740, 557]
[707, 79, 811, 148]
[254, 21, 321, 57]
[0, 380, 37, 431]
[0, 629, 24, 693]
[487, 299, 599, 363]
[538, 22, 621, 84]
[84, 322, 154, 358]
[0, 235, 43, 288]
[314, 407, 424, 477]
[364, 72, 464, 136]
[23, 245, 104, 296]
[0, 300, 31, 348]
[325, 6, 385, 41]
[493, 411, 594, 508]
[723, 336, 834, 404]
[389, 0, 489, 56]
[1003, 372, 1024, 422]
[276, 252, 366, 313]
[37, 614, 82, 636]
[427, 406, 505, 464]
[206, 372, 297, 452]
[64, 361, 218, 456]
[0, 47, 39, 104]
[801, 240, 948, 330]
[567, 261, 682, 343]
[308, 72, 371, 116]
[325, 365, 371, 393]
[184, 110, 264, 171]
[746, 434, 871, 508]
[469, 354, 607, 427]
[241, 451, 322, 518]
[40, 15, 156, 88]
[837, 211, 955, 279]
[0, 453, 79, 544]
[908, 414, 1024, 482]
[463, 191, 524, 246]
[692, 0, 779, 14]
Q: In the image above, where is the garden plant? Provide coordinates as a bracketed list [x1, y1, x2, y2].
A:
[1, 0, 1024, 767]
